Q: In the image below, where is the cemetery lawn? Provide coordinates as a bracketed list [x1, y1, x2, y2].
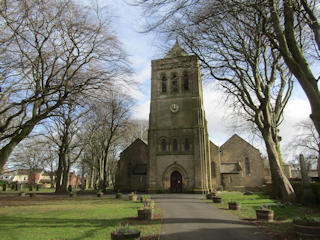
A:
[0, 195, 161, 240]
[209, 192, 320, 239]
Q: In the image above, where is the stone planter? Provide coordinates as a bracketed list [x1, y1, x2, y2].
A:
[97, 192, 104, 197]
[137, 208, 154, 220]
[206, 192, 217, 199]
[116, 193, 123, 199]
[128, 195, 137, 201]
[212, 197, 222, 203]
[256, 209, 274, 222]
[70, 192, 77, 197]
[111, 230, 140, 240]
[293, 219, 320, 239]
[228, 202, 241, 210]
[19, 192, 26, 197]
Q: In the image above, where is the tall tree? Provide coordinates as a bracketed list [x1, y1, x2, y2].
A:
[80, 94, 131, 192]
[137, 0, 319, 136]
[137, 0, 296, 201]
[263, 0, 320, 137]
[46, 102, 86, 193]
[0, 0, 130, 170]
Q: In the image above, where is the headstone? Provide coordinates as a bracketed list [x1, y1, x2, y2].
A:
[299, 154, 316, 205]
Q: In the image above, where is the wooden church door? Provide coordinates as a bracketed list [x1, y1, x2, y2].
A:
[170, 171, 182, 193]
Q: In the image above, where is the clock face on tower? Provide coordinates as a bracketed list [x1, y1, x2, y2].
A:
[170, 103, 179, 113]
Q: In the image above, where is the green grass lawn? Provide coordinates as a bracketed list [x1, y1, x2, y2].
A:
[208, 192, 320, 239]
[0, 195, 161, 240]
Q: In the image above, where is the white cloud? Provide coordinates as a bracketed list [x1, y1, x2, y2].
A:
[132, 100, 150, 120]
[203, 82, 235, 145]
[280, 97, 311, 161]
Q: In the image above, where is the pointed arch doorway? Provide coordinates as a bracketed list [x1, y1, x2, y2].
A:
[170, 171, 182, 193]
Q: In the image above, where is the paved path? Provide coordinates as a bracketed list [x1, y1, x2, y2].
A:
[152, 194, 273, 240]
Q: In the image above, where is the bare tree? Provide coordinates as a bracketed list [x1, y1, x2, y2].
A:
[291, 119, 320, 175]
[11, 137, 47, 171]
[120, 119, 148, 149]
[79, 94, 131, 192]
[45, 102, 87, 193]
[10, 136, 48, 185]
[263, 0, 320, 137]
[136, 0, 320, 136]
[136, 0, 296, 201]
[0, 0, 130, 170]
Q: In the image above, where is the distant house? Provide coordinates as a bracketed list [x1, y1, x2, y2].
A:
[0, 169, 30, 184]
[69, 171, 81, 188]
[0, 169, 55, 187]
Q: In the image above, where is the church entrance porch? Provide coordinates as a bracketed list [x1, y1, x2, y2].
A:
[162, 162, 190, 192]
[170, 171, 182, 193]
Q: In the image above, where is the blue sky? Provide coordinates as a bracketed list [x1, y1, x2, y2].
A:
[97, 1, 313, 161]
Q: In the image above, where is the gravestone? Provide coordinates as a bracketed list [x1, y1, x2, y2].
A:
[299, 154, 316, 205]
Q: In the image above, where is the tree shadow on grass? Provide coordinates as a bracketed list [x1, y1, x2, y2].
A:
[0, 216, 129, 240]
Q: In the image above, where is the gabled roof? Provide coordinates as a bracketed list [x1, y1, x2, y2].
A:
[210, 141, 219, 149]
[165, 40, 188, 58]
[221, 134, 260, 153]
[120, 138, 148, 155]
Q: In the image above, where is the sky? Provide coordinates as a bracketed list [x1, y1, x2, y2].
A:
[98, 1, 313, 162]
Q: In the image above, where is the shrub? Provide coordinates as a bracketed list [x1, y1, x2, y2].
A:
[293, 215, 320, 226]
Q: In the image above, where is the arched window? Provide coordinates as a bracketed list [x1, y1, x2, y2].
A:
[183, 73, 189, 90]
[172, 74, 178, 93]
[172, 138, 178, 152]
[184, 138, 190, 151]
[127, 160, 132, 175]
[245, 157, 250, 176]
[161, 76, 167, 93]
[161, 139, 167, 152]
[211, 162, 216, 177]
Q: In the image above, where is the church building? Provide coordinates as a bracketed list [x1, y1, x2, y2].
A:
[116, 42, 268, 193]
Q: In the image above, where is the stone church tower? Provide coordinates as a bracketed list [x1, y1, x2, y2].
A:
[147, 41, 212, 193]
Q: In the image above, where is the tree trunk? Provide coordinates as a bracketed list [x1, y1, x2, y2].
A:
[0, 124, 35, 170]
[89, 166, 94, 188]
[317, 149, 320, 178]
[262, 129, 296, 202]
[61, 162, 69, 193]
[268, 0, 320, 139]
[55, 151, 65, 193]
